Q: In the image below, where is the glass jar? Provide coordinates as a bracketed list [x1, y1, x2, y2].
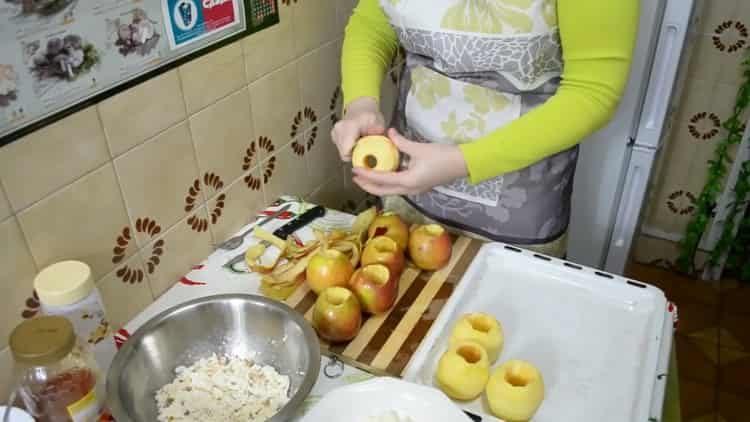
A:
[8, 316, 103, 422]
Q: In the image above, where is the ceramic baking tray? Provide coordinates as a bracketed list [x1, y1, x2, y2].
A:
[402, 243, 671, 422]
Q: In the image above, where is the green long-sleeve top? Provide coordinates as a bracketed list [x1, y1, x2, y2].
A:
[342, 0, 639, 184]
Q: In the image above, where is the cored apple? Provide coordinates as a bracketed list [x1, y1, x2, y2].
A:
[449, 313, 504, 363]
[367, 212, 409, 252]
[349, 264, 398, 314]
[311, 287, 362, 342]
[408, 224, 452, 270]
[361, 236, 406, 277]
[435, 340, 490, 401]
[486, 360, 545, 422]
[352, 135, 400, 172]
[306, 249, 354, 295]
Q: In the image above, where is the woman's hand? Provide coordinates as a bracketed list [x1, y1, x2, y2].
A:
[331, 97, 386, 162]
[352, 129, 469, 196]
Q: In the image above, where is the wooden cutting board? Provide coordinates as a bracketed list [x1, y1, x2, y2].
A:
[284, 235, 484, 377]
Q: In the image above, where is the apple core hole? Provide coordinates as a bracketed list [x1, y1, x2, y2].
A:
[469, 316, 493, 333]
[505, 365, 533, 387]
[457, 345, 482, 364]
[364, 155, 378, 169]
[326, 288, 349, 306]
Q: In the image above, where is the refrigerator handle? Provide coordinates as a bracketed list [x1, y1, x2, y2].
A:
[611, 161, 644, 249]
[643, 22, 684, 133]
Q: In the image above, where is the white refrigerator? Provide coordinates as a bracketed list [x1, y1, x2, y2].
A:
[567, 0, 702, 273]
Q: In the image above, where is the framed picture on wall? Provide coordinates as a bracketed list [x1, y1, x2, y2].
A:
[0, 0, 279, 146]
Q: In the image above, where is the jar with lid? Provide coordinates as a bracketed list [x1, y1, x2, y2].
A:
[33, 261, 114, 355]
[7, 316, 104, 422]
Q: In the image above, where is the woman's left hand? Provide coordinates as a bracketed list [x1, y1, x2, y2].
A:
[352, 129, 469, 196]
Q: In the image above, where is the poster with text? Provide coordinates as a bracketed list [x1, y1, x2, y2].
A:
[162, 0, 240, 49]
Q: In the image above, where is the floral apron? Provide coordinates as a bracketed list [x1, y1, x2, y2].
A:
[380, 0, 576, 255]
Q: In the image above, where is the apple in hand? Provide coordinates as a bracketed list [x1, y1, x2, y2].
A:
[361, 236, 406, 277]
[486, 360, 545, 422]
[349, 264, 398, 314]
[408, 224, 452, 270]
[306, 249, 354, 295]
[435, 340, 490, 401]
[449, 313, 504, 363]
[368, 212, 409, 252]
[311, 287, 362, 342]
[352, 135, 400, 172]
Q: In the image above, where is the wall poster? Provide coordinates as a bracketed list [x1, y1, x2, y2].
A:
[0, 0, 278, 146]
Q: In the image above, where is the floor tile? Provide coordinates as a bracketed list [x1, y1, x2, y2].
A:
[680, 378, 718, 420]
[625, 262, 677, 297]
[686, 414, 718, 422]
[676, 334, 719, 384]
[676, 300, 721, 338]
[718, 390, 750, 422]
[722, 283, 750, 316]
[718, 349, 750, 398]
[721, 312, 750, 350]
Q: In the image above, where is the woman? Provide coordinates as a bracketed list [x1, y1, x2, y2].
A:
[332, 0, 638, 257]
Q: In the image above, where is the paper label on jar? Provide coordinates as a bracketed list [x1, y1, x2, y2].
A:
[67, 389, 100, 422]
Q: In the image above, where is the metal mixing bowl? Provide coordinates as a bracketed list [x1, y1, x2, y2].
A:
[106, 294, 321, 421]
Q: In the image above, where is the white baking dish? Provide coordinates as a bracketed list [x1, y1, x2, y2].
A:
[402, 243, 672, 422]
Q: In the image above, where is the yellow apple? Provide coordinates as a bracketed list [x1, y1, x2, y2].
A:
[349, 264, 399, 314]
[368, 212, 409, 252]
[449, 313, 504, 363]
[352, 135, 400, 172]
[311, 287, 362, 342]
[306, 249, 354, 295]
[408, 224, 452, 271]
[435, 340, 490, 401]
[486, 360, 545, 422]
[361, 236, 406, 277]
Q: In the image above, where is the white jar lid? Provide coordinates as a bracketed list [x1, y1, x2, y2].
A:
[33, 260, 94, 306]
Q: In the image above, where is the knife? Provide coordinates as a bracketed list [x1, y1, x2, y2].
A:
[224, 205, 327, 268]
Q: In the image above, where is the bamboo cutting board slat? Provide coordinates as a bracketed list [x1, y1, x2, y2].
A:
[284, 235, 484, 377]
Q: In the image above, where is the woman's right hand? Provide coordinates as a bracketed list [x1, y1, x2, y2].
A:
[331, 97, 386, 162]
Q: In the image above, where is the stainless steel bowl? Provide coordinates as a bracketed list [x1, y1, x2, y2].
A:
[106, 294, 321, 421]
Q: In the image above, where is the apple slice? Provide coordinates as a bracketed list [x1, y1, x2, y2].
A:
[361, 236, 406, 277]
[352, 135, 400, 172]
[312, 287, 362, 342]
[435, 340, 490, 401]
[306, 249, 354, 295]
[486, 360, 545, 422]
[449, 313, 504, 363]
[408, 224, 452, 271]
[349, 264, 398, 314]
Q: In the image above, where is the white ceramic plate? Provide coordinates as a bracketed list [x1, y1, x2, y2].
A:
[300, 377, 473, 422]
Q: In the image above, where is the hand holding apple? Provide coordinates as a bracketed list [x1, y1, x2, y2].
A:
[311, 287, 362, 342]
[361, 236, 406, 277]
[408, 224, 452, 271]
[349, 264, 399, 314]
[306, 249, 354, 294]
[352, 135, 400, 172]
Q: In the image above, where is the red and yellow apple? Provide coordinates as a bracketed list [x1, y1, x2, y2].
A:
[368, 212, 409, 252]
[408, 224, 452, 270]
[311, 287, 362, 342]
[449, 313, 504, 363]
[486, 360, 545, 422]
[435, 340, 490, 401]
[361, 236, 406, 277]
[349, 264, 398, 314]
[352, 135, 400, 172]
[306, 249, 354, 295]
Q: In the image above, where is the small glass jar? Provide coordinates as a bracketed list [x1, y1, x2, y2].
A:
[8, 316, 103, 422]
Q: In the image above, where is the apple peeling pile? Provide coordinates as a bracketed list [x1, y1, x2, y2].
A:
[244, 207, 454, 344]
[435, 313, 545, 421]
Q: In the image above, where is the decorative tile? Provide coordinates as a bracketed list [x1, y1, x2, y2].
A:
[305, 118, 340, 189]
[0, 107, 108, 212]
[0, 183, 10, 222]
[111, 216, 163, 282]
[249, 62, 302, 150]
[676, 334, 718, 384]
[679, 378, 718, 420]
[242, 1, 295, 82]
[144, 207, 212, 298]
[0, 218, 37, 349]
[189, 88, 254, 183]
[208, 166, 265, 244]
[17, 164, 130, 279]
[291, 0, 337, 57]
[179, 41, 246, 114]
[699, 0, 740, 36]
[298, 40, 341, 125]
[185, 172, 226, 233]
[261, 142, 313, 203]
[98, 254, 154, 329]
[98, 70, 187, 157]
[0, 348, 13, 407]
[114, 123, 200, 247]
[719, 390, 750, 422]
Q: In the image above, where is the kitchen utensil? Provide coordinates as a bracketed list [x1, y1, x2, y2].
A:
[402, 243, 670, 422]
[215, 204, 292, 251]
[224, 205, 326, 269]
[299, 377, 473, 422]
[106, 294, 321, 422]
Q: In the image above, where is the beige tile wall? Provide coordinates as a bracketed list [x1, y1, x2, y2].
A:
[0, 0, 399, 396]
[635, 1, 750, 268]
